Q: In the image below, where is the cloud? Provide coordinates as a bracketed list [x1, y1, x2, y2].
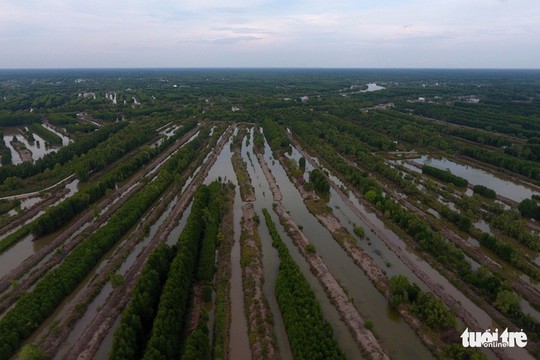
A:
[0, 0, 539, 68]
[186, 35, 261, 45]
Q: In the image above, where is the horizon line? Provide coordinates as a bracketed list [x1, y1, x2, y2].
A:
[1, 66, 540, 71]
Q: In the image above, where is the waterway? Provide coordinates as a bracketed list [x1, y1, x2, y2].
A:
[262, 133, 432, 359]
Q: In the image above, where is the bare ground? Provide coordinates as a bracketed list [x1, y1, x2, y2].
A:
[213, 187, 235, 360]
[240, 203, 278, 360]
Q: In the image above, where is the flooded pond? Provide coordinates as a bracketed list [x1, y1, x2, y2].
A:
[412, 155, 539, 202]
[362, 83, 386, 92]
[2, 133, 22, 164]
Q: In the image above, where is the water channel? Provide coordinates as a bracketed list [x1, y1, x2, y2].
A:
[6, 125, 537, 359]
[260, 131, 432, 359]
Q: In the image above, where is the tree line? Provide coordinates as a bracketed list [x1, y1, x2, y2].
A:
[31, 120, 198, 237]
[142, 182, 227, 360]
[0, 124, 207, 360]
[263, 209, 346, 360]
[422, 165, 468, 188]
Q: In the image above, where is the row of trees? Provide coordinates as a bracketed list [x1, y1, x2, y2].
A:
[0, 124, 207, 360]
[30, 123, 63, 146]
[330, 106, 540, 183]
[0, 110, 40, 126]
[47, 113, 78, 126]
[440, 203, 540, 281]
[472, 184, 497, 199]
[31, 120, 198, 237]
[460, 146, 540, 182]
[406, 102, 540, 139]
[389, 275, 456, 330]
[0, 130, 11, 165]
[143, 182, 227, 360]
[491, 209, 540, 250]
[323, 113, 396, 151]
[110, 244, 176, 360]
[181, 324, 211, 360]
[388, 275, 485, 359]
[63, 123, 98, 134]
[422, 165, 468, 188]
[263, 209, 346, 360]
[277, 113, 540, 341]
[309, 168, 330, 194]
[260, 118, 289, 151]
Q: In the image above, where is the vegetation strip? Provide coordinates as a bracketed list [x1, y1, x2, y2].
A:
[142, 182, 227, 360]
[281, 114, 540, 353]
[65, 126, 231, 360]
[212, 186, 235, 360]
[109, 244, 176, 360]
[0, 126, 208, 359]
[231, 128, 255, 202]
[0, 124, 201, 306]
[284, 125, 532, 358]
[283, 139, 493, 358]
[240, 203, 278, 360]
[255, 150, 388, 359]
[31, 123, 63, 146]
[262, 208, 346, 360]
[0, 187, 69, 246]
[0, 121, 127, 185]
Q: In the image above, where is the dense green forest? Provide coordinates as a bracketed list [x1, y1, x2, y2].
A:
[1, 69, 539, 360]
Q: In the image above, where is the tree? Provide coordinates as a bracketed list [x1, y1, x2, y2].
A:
[389, 275, 410, 308]
[494, 290, 520, 314]
[412, 292, 456, 330]
[518, 198, 540, 220]
[298, 157, 306, 171]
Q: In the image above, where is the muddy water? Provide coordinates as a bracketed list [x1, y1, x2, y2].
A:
[0, 179, 79, 243]
[92, 316, 120, 360]
[124, 196, 180, 274]
[149, 131, 200, 178]
[259, 144, 366, 358]
[2, 133, 22, 164]
[412, 155, 539, 202]
[229, 184, 252, 360]
[261, 141, 433, 359]
[19, 196, 42, 210]
[520, 298, 540, 322]
[270, 207, 369, 359]
[0, 234, 35, 278]
[55, 283, 114, 360]
[474, 220, 493, 235]
[42, 123, 71, 146]
[21, 237, 122, 350]
[202, 134, 252, 360]
[17, 132, 58, 161]
[165, 201, 193, 246]
[88, 197, 196, 359]
[241, 129, 293, 360]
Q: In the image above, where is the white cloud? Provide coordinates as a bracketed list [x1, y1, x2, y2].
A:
[0, 0, 538, 67]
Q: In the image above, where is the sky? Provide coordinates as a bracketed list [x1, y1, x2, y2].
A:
[1, 0, 539, 69]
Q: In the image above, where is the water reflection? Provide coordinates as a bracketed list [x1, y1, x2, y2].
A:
[413, 155, 538, 202]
